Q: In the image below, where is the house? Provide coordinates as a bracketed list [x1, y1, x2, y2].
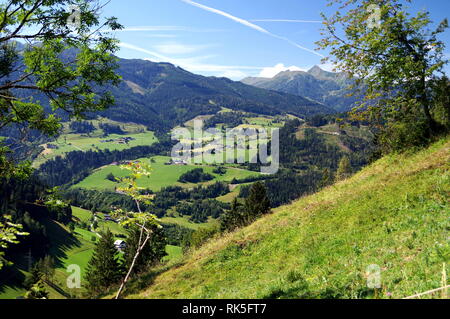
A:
[114, 240, 126, 251]
[103, 214, 117, 222]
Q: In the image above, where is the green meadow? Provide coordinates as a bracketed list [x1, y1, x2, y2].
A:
[73, 156, 259, 192]
[32, 118, 157, 167]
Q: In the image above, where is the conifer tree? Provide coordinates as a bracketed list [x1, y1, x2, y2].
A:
[244, 182, 271, 224]
[24, 264, 43, 289]
[85, 229, 122, 295]
[220, 198, 244, 232]
[335, 156, 352, 181]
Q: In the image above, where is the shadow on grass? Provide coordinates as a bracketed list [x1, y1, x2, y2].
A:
[0, 217, 82, 297]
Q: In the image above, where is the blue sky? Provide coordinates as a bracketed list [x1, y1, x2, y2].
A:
[101, 0, 450, 80]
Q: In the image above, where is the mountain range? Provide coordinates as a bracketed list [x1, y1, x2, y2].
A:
[242, 65, 361, 112]
[96, 59, 333, 132]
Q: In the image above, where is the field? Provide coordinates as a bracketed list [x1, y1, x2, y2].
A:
[130, 137, 450, 299]
[33, 119, 157, 167]
[161, 215, 219, 231]
[73, 156, 260, 192]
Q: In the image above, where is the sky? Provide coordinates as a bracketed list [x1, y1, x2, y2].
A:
[100, 0, 450, 80]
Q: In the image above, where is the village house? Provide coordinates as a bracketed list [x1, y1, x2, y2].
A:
[114, 240, 126, 251]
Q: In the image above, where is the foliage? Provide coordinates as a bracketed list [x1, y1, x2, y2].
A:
[24, 280, 49, 299]
[69, 121, 95, 134]
[205, 112, 246, 128]
[85, 229, 122, 295]
[178, 168, 214, 183]
[335, 156, 352, 181]
[221, 182, 271, 232]
[317, 0, 449, 152]
[185, 223, 220, 249]
[100, 123, 125, 135]
[176, 199, 228, 223]
[0, 0, 122, 179]
[124, 226, 167, 275]
[112, 161, 162, 299]
[0, 215, 28, 269]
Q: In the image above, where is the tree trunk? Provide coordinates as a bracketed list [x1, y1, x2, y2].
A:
[115, 233, 151, 299]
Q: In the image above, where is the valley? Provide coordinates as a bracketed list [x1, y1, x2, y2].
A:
[1, 0, 448, 301]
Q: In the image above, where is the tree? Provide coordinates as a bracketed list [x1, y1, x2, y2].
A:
[85, 229, 122, 296]
[0, 0, 122, 179]
[319, 168, 332, 188]
[37, 255, 55, 283]
[124, 225, 167, 275]
[335, 156, 352, 181]
[220, 197, 244, 232]
[0, 215, 28, 269]
[112, 161, 160, 299]
[244, 182, 271, 224]
[317, 0, 449, 152]
[221, 182, 271, 232]
[106, 172, 116, 182]
[24, 263, 43, 289]
[24, 280, 49, 299]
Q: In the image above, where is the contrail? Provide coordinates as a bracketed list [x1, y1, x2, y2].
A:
[250, 19, 322, 23]
[180, 0, 323, 58]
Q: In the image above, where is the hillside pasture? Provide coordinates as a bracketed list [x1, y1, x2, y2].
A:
[73, 156, 260, 192]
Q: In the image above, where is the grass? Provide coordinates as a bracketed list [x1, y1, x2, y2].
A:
[163, 245, 183, 262]
[161, 215, 218, 231]
[34, 131, 157, 166]
[129, 137, 450, 299]
[73, 156, 259, 192]
[32, 118, 157, 167]
[215, 183, 248, 203]
[72, 206, 92, 223]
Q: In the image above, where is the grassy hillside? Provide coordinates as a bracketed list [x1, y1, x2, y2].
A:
[130, 137, 449, 299]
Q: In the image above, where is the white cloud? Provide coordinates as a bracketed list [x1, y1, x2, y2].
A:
[258, 63, 306, 78]
[154, 42, 213, 55]
[142, 34, 178, 38]
[219, 70, 249, 79]
[180, 0, 323, 58]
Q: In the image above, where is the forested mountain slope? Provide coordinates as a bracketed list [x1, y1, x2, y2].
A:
[96, 59, 332, 132]
[242, 66, 361, 112]
[130, 137, 449, 299]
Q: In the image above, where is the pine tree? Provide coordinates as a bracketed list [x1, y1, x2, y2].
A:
[243, 182, 271, 224]
[85, 229, 122, 296]
[220, 198, 244, 232]
[24, 264, 43, 289]
[319, 168, 332, 188]
[37, 255, 55, 283]
[335, 156, 352, 181]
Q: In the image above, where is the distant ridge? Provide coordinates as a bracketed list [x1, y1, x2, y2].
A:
[242, 65, 361, 112]
[94, 58, 333, 132]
